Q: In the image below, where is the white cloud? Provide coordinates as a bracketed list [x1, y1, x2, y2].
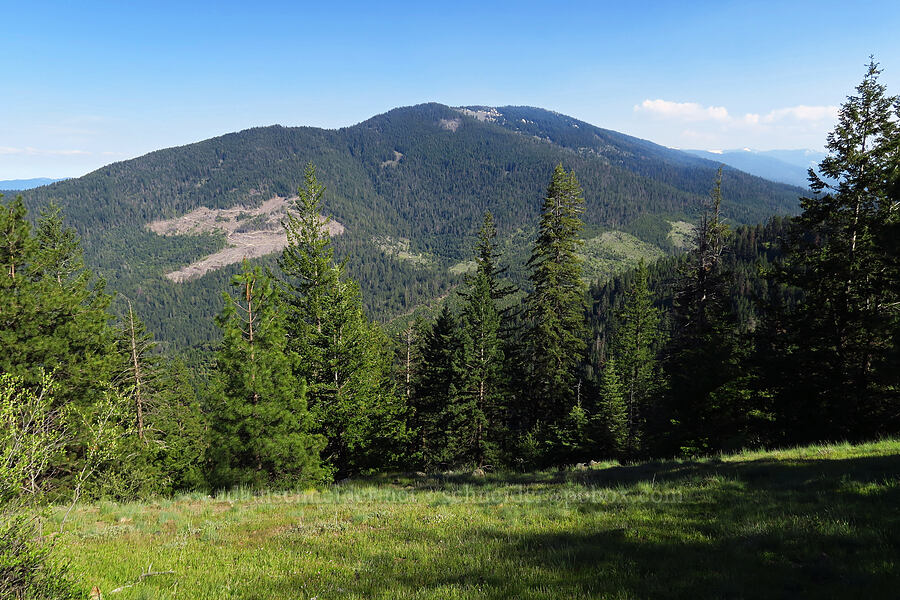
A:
[635, 99, 730, 122]
[761, 105, 839, 123]
[632, 98, 840, 150]
[47, 149, 91, 156]
[636, 98, 838, 129]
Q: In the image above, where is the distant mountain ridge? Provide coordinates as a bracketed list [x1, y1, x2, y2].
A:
[17, 103, 805, 348]
[683, 148, 826, 188]
[0, 177, 66, 191]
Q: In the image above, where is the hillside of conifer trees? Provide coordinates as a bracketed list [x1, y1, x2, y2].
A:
[0, 63, 896, 513]
[15, 103, 804, 349]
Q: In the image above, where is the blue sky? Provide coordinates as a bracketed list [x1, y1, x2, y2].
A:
[2, 0, 898, 179]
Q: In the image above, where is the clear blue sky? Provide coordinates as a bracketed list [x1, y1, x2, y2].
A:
[2, 0, 898, 179]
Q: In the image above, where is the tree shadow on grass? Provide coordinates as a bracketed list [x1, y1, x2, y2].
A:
[331, 454, 900, 599]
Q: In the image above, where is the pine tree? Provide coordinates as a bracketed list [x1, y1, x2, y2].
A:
[552, 400, 592, 464]
[521, 165, 588, 441]
[106, 301, 209, 496]
[210, 265, 325, 489]
[777, 59, 900, 438]
[455, 212, 514, 467]
[676, 168, 731, 334]
[469, 212, 517, 309]
[0, 195, 33, 283]
[148, 357, 208, 492]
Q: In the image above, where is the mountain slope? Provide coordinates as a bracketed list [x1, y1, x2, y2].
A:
[17, 103, 805, 348]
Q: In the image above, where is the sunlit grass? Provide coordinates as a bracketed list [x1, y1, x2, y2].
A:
[50, 439, 900, 599]
[579, 230, 665, 283]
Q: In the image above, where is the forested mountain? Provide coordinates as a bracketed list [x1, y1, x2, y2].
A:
[16, 103, 803, 348]
[2, 62, 896, 517]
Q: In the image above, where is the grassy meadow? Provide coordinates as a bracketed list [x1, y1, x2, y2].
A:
[50, 440, 900, 599]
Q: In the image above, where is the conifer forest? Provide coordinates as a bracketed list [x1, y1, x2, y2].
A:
[1, 61, 898, 599]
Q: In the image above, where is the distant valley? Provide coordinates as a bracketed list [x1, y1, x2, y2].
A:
[683, 148, 826, 188]
[0, 177, 66, 191]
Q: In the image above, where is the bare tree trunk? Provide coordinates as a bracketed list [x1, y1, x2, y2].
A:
[405, 325, 414, 403]
[126, 299, 145, 441]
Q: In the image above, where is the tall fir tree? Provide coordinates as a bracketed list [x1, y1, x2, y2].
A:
[595, 359, 628, 458]
[104, 299, 209, 497]
[611, 259, 660, 454]
[663, 169, 745, 454]
[776, 59, 900, 439]
[147, 356, 208, 493]
[209, 265, 325, 489]
[520, 165, 588, 445]
[455, 212, 513, 467]
[410, 305, 465, 469]
[279, 163, 401, 474]
[468, 212, 517, 310]
[0, 198, 119, 412]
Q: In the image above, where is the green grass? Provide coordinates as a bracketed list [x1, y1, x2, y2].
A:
[49, 440, 900, 599]
[373, 236, 436, 268]
[448, 259, 476, 275]
[579, 231, 665, 283]
[666, 220, 694, 249]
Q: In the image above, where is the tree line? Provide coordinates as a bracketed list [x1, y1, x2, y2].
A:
[18, 99, 802, 352]
[0, 63, 897, 510]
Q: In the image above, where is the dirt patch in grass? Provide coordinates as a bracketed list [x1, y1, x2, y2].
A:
[148, 196, 345, 282]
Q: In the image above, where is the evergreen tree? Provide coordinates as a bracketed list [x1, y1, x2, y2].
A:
[595, 359, 628, 457]
[0, 195, 33, 282]
[612, 259, 661, 454]
[455, 212, 513, 467]
[279, 163, 399, 474]
[105, 306, 209, 497]
[0, 198, 119, 411]
[210, 265, 325, 489]
[663, 169, 745, 453]
[0, 197, 125, 498]
[410, 306, 465, 469]
[148, 357, 208, 492]
[552, 400, 592, 465]
[520, 165, 588, 442]
[777, 60, 900, 439]
[468, 212, 517, 310]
